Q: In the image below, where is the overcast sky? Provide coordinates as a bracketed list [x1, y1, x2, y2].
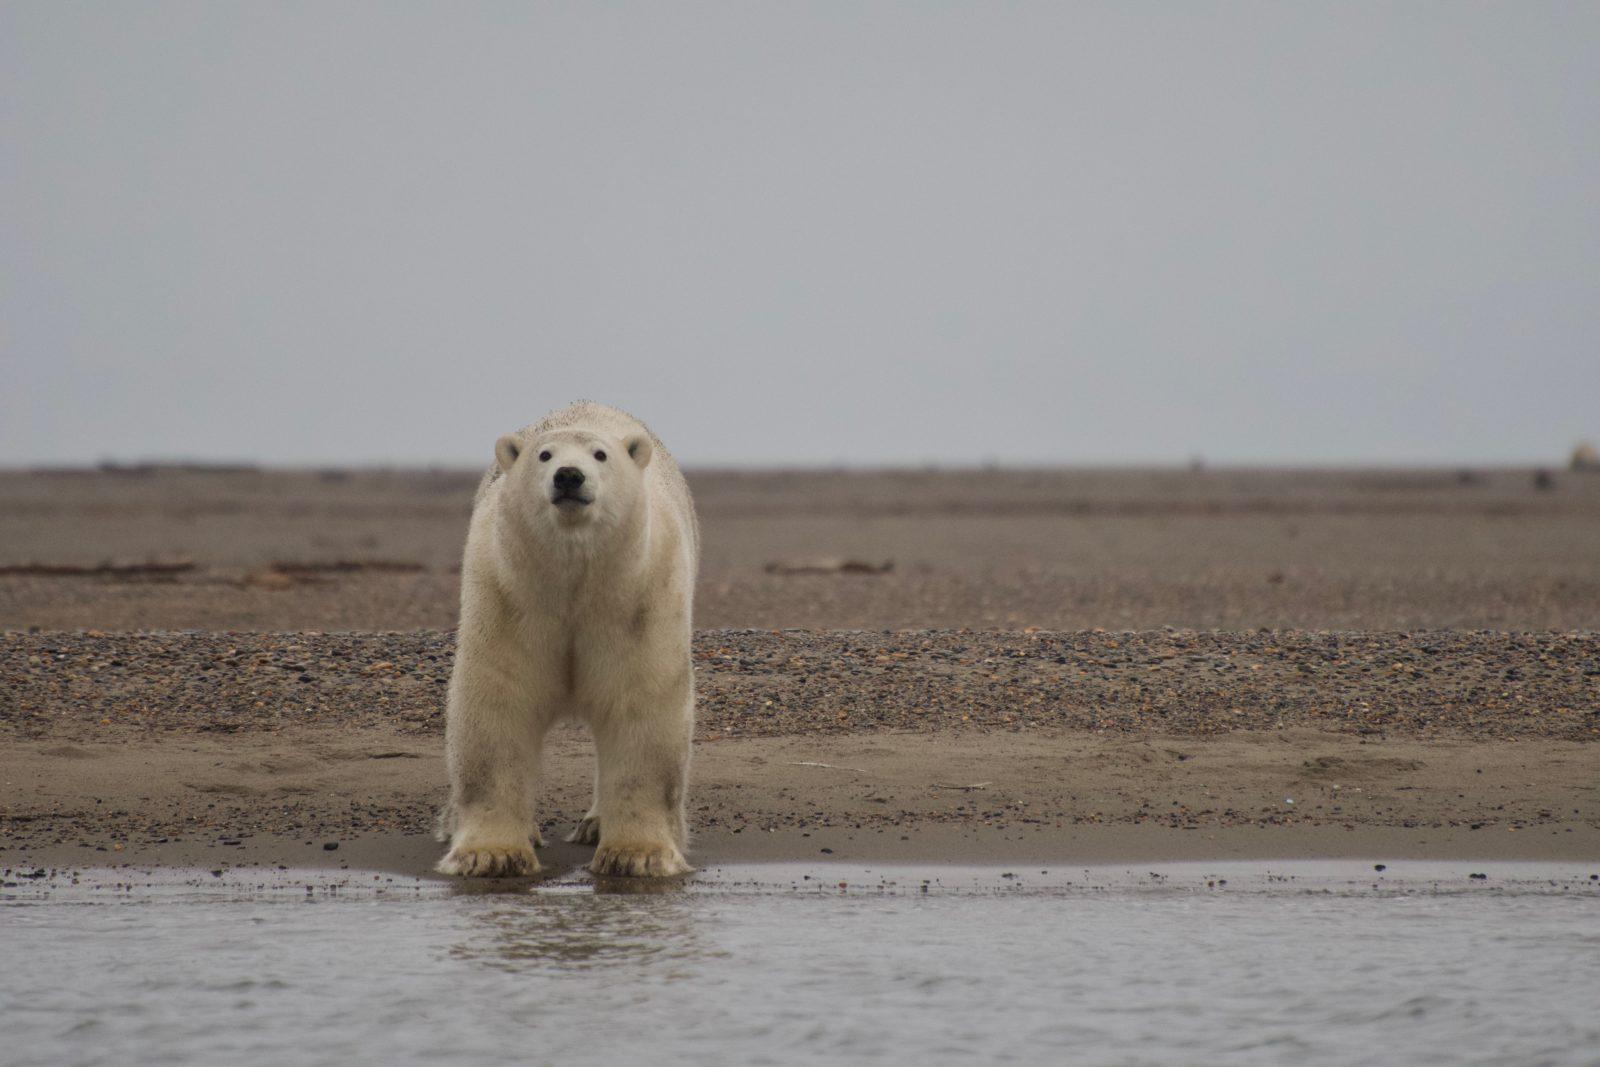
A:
[3, 2, 1596, 467]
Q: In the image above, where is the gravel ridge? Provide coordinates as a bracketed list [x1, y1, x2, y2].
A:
[5, 629, 1596, 742]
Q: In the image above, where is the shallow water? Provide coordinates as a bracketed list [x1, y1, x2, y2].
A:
[4, 862, 1598, 1065]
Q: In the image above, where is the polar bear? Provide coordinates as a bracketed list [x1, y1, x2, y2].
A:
[436, 401, 698, 878]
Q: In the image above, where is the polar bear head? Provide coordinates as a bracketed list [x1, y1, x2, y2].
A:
[493, 426, 655, 534]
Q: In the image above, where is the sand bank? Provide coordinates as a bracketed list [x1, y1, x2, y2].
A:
[4, 719, 1595, 877]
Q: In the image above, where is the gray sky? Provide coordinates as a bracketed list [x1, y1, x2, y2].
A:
[3, 2, 1596, 467]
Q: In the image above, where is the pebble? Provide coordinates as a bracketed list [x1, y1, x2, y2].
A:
[3, 630, 1595, 742]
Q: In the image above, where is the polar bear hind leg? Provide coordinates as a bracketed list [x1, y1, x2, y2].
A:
[565, 808, 601, 846]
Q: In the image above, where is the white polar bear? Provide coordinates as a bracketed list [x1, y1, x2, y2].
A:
[437, 401, 698, 878]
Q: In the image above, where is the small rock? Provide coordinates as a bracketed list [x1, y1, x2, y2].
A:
[242, 570, 296, 590]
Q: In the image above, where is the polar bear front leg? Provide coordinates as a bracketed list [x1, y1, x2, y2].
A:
[589, 693, 693, 878]
[437, 652, 547, 878]
[439, 720, 545, 877]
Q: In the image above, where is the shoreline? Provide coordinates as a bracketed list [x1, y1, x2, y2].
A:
[8, 825, 1600, 883]
[7, 854, 1600, 899]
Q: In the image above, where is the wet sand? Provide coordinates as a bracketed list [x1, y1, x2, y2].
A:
[5, 723, 1598, 878]
[2, 466, 1596, 875]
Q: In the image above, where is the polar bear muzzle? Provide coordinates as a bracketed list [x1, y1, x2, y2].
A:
[551, 466, 592, 506]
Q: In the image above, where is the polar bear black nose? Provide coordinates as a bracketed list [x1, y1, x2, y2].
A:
[553, 466, 585, 492]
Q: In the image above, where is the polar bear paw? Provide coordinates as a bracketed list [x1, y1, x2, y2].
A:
[437, 840, 540, 878]
[590, 840, 691, 878]
[565, 815, 601, 845]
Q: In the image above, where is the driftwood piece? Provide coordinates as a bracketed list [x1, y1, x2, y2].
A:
[764, 557, 894, 576]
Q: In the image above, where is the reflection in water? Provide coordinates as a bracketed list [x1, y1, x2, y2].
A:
[442, 857, 585, 897]
[4, 867, 1598, 1064]
[451, 888, 713, 973]
[441, 856, 691, 899]
[589, 873, 693, 897]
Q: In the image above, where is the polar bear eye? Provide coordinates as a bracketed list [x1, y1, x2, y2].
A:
[538, 450, 551, 462]
[593, 450, 607, 462]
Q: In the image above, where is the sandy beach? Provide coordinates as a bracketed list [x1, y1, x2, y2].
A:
[2, 466, 1597, 877]
[4, 630, 1596, 875]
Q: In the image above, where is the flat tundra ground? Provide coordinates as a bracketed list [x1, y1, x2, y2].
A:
[4, 465, 1598, 632]
[1, 466, 1596, 874]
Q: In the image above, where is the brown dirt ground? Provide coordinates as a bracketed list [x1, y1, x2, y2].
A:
[3, 465, 1598, 631]
[2, 465, 1596, 875]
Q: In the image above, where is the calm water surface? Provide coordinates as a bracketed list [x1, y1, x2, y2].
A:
[3, 862, 1598, 1065]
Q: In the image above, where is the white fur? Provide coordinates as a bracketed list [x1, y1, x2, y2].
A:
[437, 401, 698, 878]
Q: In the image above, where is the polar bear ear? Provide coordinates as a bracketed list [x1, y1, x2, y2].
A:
[625, 434, 653, 469]
[495, 435, 522, 473]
